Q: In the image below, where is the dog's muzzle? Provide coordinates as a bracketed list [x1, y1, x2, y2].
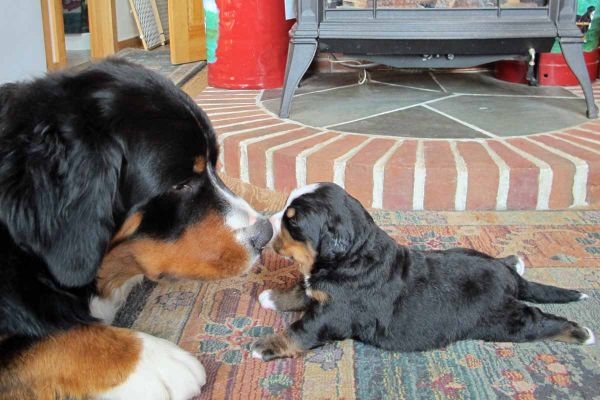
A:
[247, 217, 273, 252]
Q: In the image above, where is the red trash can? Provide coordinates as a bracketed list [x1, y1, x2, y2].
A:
[538, 49, 599, 86]
[494, 60, 529, 84]
[494, 49, 599, 86]
[206, 0, 295, 89]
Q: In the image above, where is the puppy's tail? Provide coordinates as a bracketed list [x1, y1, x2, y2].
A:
[517, 278, 587, 304]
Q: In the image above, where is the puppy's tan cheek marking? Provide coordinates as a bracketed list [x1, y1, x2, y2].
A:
[308, 289, 330, 304]
[295, 244, 316, 276]
[272, 236, 283, 254]
[276, 227, 316, 275]
[193, 156, 206, 173]
[127, 212, 250, 280]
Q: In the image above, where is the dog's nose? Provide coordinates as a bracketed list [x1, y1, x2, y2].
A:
[249, 218, 273, 252]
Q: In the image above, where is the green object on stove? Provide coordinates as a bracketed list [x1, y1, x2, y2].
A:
[203, 0, 219, 63]
[550, 0, 600, 52]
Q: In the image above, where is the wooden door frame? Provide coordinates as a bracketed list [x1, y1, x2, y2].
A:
[41, 0, 118, 71]
[88, 0, 118, 59]
[41, 0, 67, 71]
[168, 0, 206, 65]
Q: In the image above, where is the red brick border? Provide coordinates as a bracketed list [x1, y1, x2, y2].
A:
[198, 87, 600, 211]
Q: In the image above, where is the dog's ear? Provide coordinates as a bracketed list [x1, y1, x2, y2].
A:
[1, 120, 123, 288]
[319, 219, 352, 261]
[0, 83, 17, 113]
[42, 163, 121, 287]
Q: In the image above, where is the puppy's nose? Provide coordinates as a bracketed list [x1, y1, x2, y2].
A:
[249, 218, 273, 251]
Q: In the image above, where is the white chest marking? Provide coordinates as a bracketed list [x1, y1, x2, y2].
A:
[304, 274, 313, 297]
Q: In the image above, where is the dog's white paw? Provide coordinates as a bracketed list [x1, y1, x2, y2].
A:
[259, 290, 277, 311]
[98, 332, 206, 400]
[579, 293, 590, 300]
[515, 257, 525, 276]
[584, 327, 596, 345]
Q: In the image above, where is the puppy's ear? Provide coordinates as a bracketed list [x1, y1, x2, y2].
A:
[319, 221, 352, 261]
[1, 121, 123, 288]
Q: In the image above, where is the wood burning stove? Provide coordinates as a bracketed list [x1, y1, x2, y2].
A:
[278, 0, 598, 119]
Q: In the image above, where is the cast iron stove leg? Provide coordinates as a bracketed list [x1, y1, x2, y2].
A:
[278, 38, 317, 118]
[560, 37, 599, 119]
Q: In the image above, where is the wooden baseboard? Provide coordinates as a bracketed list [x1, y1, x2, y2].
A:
[181, 69, 208, 98]
[117, 37, 143, 51]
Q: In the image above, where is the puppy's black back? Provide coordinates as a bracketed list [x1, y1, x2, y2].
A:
[304, 184, 590, 352]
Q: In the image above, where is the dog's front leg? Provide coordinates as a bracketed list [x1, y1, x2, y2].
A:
[0, 324, 205, 400]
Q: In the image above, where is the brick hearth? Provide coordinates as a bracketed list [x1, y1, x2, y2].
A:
[198, 75, 600, 211]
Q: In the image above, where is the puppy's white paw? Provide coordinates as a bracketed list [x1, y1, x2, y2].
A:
[584, 327, 596, 345]
[259, 290, 277, 311]
[515, 257, 525, 276]
[579, 293, 590, 300]
[99, 332, 206, 400]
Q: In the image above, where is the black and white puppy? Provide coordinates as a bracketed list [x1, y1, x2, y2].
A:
[252, 183, 595, 361]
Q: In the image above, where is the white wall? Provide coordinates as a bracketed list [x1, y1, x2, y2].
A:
[0, 1, 47, 84]
[66, 33, 91, 51]
[116, 0, 139, 41]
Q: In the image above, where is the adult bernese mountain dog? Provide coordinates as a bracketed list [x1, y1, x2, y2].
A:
[0, 59, 272, 399]
[252, 183, 595, 361]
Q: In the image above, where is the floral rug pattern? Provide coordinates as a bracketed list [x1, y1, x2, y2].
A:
[115, 210, 600, 399]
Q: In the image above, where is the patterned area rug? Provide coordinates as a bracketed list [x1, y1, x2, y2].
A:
[115, 46, 206, 87]
[114, 210, 600, 399]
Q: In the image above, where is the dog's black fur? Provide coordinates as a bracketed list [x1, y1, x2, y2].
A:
[0, 59, 212, 338]
[0, 59, 270, 389]
[254, 183, 593, 361]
